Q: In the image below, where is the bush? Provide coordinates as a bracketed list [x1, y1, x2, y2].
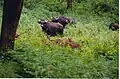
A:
[0, 61, 21, 78]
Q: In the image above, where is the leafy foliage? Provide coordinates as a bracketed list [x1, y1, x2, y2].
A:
[0, 0, 118, 78]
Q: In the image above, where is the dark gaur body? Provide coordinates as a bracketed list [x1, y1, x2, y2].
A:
[38, 20, 64, 39]
[52, 16, 74, 28]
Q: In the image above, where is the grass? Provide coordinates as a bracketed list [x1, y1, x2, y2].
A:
[0, 6, 118, 78]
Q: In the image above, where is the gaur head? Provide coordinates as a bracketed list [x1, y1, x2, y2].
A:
[38, 19, 49, 32]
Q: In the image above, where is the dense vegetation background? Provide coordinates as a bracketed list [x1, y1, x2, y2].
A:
[0, 0, 119, 78]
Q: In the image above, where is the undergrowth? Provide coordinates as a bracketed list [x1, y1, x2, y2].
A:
[0, 0, 118, 78]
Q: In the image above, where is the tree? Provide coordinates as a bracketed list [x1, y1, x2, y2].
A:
[67, 0, 72, 9]
[0, 0, 24, 51]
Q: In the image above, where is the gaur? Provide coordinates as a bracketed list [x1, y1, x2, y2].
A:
[52, 16, 74, 28]
[38, 20, 64, 39]
[109, 21, 119, 31]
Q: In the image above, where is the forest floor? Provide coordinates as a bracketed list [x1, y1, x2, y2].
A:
[0, 6, 118, 78]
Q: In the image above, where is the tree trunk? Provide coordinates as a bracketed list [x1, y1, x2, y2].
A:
[0, 0, 24, 51]
[67, 0, 72, 10]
